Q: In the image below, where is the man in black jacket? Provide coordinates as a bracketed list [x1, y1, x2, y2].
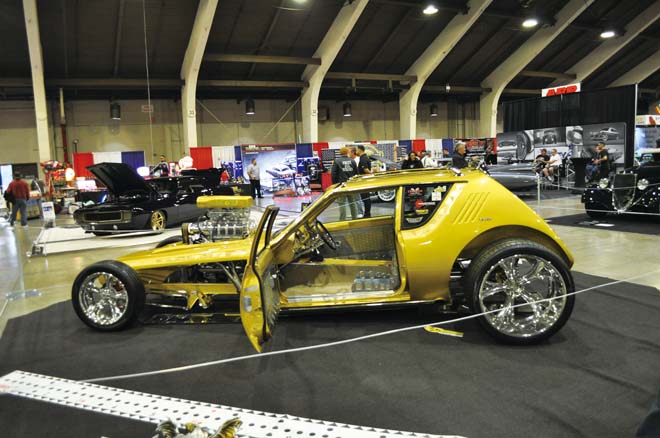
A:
[356, 145, 372, 218]
[331, 147, 358, 220]
[451, 142, 469, 169]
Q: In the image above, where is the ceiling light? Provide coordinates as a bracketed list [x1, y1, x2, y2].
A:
[343, 102, 352, 117]
[430, 104, 438, 117]
[445, 83, 451, 93]
[245, 99, 255, 115]
[110, 102, 121, 120]
[522, 18, 538, 28]
[423, 4, 438, 15]
[600, 30, 616, 39]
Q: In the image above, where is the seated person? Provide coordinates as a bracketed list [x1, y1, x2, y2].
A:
[534, 148, 550, 175]
[542, 148, 562, 182]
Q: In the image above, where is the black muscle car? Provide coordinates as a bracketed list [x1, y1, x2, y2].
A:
[74, 162, 216, 235]
[582, 148, 660, 218]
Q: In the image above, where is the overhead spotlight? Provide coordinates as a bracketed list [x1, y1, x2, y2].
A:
[430, 104, 438, 117]
[522, 18, 538, 28]
[343, 102, 352, 117]
[445, 83, 451, 93]
[110, 102, 121, 120]
[600, 30, 616, 39]
[245, 99, 255, 115]
[292, 0, 307, 3]
[423, 4, 439, 15]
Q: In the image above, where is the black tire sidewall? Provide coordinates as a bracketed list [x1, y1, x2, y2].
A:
[464, 238, 575, 345]
[71, 260, 145, 331]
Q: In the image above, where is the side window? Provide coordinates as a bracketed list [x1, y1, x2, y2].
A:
[316, 189, 397, 223]
[402, 183, 452, 229]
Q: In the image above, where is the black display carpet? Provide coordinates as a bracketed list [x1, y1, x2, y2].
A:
[546, 213, 660, 236]
[1, 272, 659, 438]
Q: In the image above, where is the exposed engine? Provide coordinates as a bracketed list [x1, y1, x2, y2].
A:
[182, 195, 254, 243]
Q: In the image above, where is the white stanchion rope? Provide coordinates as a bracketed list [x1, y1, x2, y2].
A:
[83, 266, 660, 384]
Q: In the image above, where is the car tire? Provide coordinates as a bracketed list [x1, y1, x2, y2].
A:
[463, 238, 574, 345]
[92, 231, 112, 236]
[71, 260, 145, 331]
[150, 210, 167, 231]
[155, 235, 183, 248]
[377, 189, 396, 202]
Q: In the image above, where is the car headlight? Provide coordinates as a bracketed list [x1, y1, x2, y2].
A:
[598, 178, 609, 189]
[637, 179, 649, 191]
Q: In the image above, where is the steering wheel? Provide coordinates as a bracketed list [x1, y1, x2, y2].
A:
[314, 219, 339, 250]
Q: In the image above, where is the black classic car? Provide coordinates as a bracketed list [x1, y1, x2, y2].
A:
[582, 148, 660, 218]
[74, 162, 217, 235]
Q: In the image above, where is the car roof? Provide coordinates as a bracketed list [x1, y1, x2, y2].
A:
[333, 167, 481, 192]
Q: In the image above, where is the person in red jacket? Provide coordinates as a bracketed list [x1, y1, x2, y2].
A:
[5, 172, 30, 227]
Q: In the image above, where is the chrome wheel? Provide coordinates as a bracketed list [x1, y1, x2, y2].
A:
[377, 189, 396, 202]
[477, 254, 568, 339]
[78, 272, 129, 326]
[150, 210, 166, 231]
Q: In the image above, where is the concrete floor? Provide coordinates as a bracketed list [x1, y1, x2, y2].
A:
[0, 192, 658, 338]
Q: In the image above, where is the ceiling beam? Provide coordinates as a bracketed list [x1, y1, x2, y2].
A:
[326, 72, 416, 83]
[198, 80, 307, 88]
[549, 1, 660, 87]
[519, 70, 576, 80]
[204, 54, 321, 65]
[112, 0, 125, 77]
[247, 0, 285, 78]
[424, 85, 491, 93]
[609, 49, 660, 88]
[479, 0, 594, 137]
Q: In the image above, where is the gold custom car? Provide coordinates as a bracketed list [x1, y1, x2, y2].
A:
[72, 168, 575, 351]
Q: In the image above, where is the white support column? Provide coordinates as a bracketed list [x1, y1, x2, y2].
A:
[609, 49, 660, 88]
[180, 0, 218, 151]
[399, 0, 493, 140]
[300, 0, 369, 143]
[478, 0, 594, 137]
[550, 2, 660, 87]
[22, 0, 51, 167]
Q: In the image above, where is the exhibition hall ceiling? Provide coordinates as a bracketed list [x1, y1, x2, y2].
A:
[0, 0, 658, 101]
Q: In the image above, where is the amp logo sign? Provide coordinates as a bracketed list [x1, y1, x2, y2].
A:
[541, 82, 581, 97]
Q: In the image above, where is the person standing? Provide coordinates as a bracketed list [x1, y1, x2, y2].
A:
[593, 143, 609, 180]
[351, 147, 364, 217]
[451, 142, 469, 169]
[5, 172, 30, 228]
[246, 158, 263, 199]
[356, 145, 373, 218]
[331, 147, 358, 220]
[153, 155, 170, 177]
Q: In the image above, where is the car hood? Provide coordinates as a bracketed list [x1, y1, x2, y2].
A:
[88, 162, 153, 196]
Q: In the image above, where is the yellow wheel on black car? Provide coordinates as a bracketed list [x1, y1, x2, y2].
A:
[150, 210, 166, 231]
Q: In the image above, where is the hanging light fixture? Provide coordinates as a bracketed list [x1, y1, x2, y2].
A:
[600, 30, 616, 39]
[423, 4, 439, 15]
[245, 99, 255, 115]
[430, 103, 438, 117]
[343, 102, 352, 117]
[110, 102, 121, 120]
[522, 18, 538, 28]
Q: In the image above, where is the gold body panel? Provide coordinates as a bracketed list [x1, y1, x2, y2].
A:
[117, 168, 573, 311]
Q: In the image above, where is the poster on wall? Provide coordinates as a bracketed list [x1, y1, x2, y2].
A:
[241, 144, 297, 195]
[495, 131, 534, 162]
[573, 122, 626, 164]
[635, 127, 660, 157]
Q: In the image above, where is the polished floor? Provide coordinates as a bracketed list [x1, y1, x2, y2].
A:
[0, 192, 658, 338]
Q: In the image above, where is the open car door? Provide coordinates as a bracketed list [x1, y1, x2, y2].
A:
[240, 205, 281, 352]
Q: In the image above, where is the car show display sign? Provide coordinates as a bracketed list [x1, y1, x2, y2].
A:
[541, 82, 581, 97]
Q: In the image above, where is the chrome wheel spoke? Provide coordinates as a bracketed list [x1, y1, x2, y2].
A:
[479, 254, 567, 338]
[78, 271, 129, 326]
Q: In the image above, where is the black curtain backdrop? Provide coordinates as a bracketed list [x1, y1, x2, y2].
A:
[503, 85, 637, 166]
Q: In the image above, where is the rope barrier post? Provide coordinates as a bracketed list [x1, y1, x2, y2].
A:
[537, 174, 541, 214]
